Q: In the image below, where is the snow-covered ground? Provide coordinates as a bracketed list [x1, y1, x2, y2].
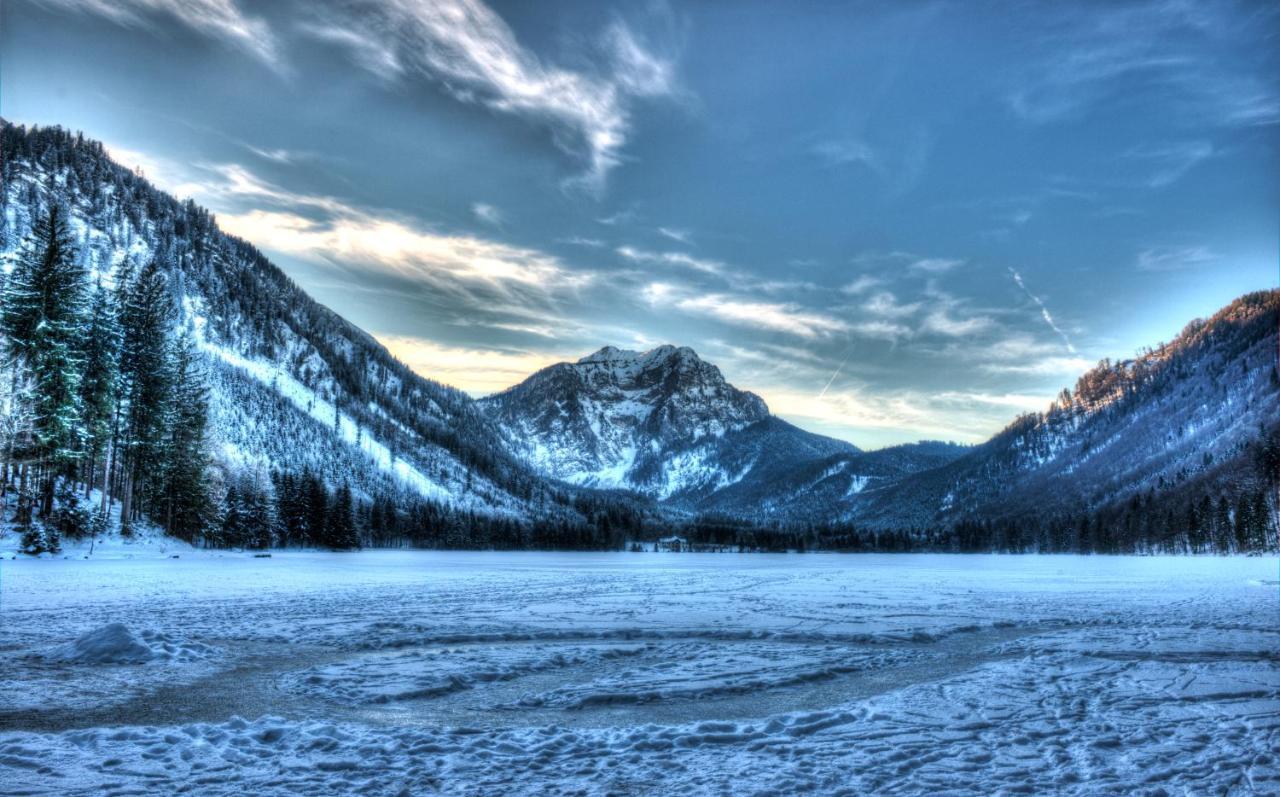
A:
[1, 552, 1276, 795]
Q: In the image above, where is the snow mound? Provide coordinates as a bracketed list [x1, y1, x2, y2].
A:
[51, 624, 217, 665]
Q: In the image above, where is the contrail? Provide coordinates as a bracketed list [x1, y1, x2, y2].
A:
[817, 349, 853, 399]
[1008, 268, 1077, 354]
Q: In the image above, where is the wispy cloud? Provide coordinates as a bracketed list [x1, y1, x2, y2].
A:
[557, 236, 605, 248]
[811, 138, 878, 170]
[1125, 140, 1215, 188]
[1008, 268, 1076, 354]
[305, 0, 681, 192]
[472, 202, 502, 226]
[1136, 245, 1219, 272]
[39, 0, 280, 68]
[1009, 1, 1279, 128]
[673, 295, 850, 339]
[246, 145, 304, 164]
[909, 257, 963, 274]
[616, 246, 725, 276]
[377, 335, 565, 396]
[841, 275, 882, 295]
[812, 130, 931, 196]
[657, 226, 693, 244]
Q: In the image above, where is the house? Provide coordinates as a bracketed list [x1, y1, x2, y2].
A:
[656, 535, 687, 552]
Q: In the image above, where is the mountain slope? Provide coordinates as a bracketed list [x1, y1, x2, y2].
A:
[0, 123, 571, 522]
[849, 290, 1280, 533]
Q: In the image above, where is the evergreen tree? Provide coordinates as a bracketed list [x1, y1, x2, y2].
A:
[78, 279, 120, 501]
[304, 471, 328, 547]
[117, 257, 174, 531]
[324, 481, 360, 549]
[162, 333, 210, 541]
[1, 205, 88, 516]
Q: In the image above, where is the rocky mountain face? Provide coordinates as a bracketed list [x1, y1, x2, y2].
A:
[479, 345, 793, 496]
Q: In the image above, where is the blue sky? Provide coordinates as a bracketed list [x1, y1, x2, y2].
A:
[3, 0, 1276, 447]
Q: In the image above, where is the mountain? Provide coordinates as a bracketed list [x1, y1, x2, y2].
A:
[847, 291, 1280, 544]
[0, 123, 618, 543]
[2, 123, 1273, 554]
[480, 345, 867, 505]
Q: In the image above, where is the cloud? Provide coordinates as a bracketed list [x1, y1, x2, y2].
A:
[39, 0, 280, 68]
[1008, 268, 1077, 354]
[161, 161, 593, 317]
[219, 208, 584, 296]
[909, 257, 963, 274]
[851, 320, 913, 343]
[306, 0, 680, 192]
[596, 209, 637, 226]
[862, 291, 920, 319]
[245, 146, 304, 164]
[812, 130, 931, 196]
[811, 139, 878, 170]
[841, 275, 881, 295]
[558, 236, 605, 248]
[767, 384, 1049, 444]
[657, 226, 692, 244]
[674, 295, 850, 339]
[922, 309, 994, 337]
[616, 246, 725, 276]
[981, 357, 1094, 376]
[472, 202, 502, 225]
[1009, 1, 1279, 128]
[1136, 245, 1219, 271]
[376, 335, 564, 396]
[1125, 140, 1215, 188]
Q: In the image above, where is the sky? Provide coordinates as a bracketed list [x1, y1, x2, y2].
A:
[2, 0, 1276, 448]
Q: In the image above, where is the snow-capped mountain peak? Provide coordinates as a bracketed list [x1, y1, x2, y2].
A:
[480, 344, 775, 492]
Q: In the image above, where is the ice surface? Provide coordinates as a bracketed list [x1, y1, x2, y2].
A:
[1, 552, 1276, 795]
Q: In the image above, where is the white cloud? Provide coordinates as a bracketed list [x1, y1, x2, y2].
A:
[922, 309, 994, 337]
[657, 226, 692, 244]
[40, 0, 280, 67]
[1136, 245, 1219, 272]
[377, 335, 564, 396]
[219, 208, 585, 297]
[1126, 140, 1215, 188]
[812, 139, 878, 169]
[674, 295, 849, 339]
[472, 202, 502, 225]
[307, 0, 679, 192]
[616, 246, 725, 276]
[909, 257, 963, 273]
[558, 236, 605, 248]
[840, 275, 881, 295]
[862, 291, 920, 319]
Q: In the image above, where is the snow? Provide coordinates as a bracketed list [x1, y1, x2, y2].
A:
[189, 310, 452, 504]
[50, 623, 217, 665]
[1, 552, 1276, 795]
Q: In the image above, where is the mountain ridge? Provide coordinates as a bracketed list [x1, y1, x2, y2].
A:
[2, 122, 1274, 554]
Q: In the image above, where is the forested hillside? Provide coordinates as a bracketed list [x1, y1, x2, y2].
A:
[0, 124, 654, 553]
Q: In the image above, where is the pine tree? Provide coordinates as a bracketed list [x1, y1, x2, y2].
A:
[78, 279, 120, 502]
[117, 257, 174, 531]
[162, 333, 210, 541]
[304, 471, 328, 547]
[1, 205, 88, 516]
[324, 481, 360, 549]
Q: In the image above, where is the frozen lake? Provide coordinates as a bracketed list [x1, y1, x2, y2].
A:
[2, 551, 1277, 795]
